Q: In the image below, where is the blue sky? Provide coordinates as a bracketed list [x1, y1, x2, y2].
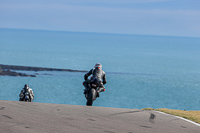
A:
[0, 0, 200, 37]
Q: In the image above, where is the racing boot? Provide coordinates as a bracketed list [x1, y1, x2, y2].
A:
[97, 87, 106, 97]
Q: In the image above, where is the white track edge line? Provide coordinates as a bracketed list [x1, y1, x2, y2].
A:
[154, 111, 200, 127]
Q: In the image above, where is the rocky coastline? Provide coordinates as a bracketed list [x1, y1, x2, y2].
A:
[0, 69, 36, 77]
[0, 64, 87, 77]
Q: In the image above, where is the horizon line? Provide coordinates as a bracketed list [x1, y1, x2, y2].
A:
[1, 27, 200, 39]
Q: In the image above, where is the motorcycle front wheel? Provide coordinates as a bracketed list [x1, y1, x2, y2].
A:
[86, 89, 96, 106]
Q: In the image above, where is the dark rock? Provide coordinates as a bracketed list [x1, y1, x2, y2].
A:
[0, 69, 36, 77]
[0, 64, 87, 77]
[0, 64, 87, 72]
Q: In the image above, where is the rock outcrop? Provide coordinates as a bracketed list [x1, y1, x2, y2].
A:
[0, 69, 36, 77]
[0, 64, 87, 72]
[0, 64, 87, 77]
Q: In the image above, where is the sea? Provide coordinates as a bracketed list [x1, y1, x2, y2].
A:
[0, 28, 200, 110]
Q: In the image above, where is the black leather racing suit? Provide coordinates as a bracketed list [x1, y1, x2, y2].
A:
[83, 68, 107, 93]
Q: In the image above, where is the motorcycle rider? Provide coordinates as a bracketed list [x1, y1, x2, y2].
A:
[83, 63, 107, 97]
[19, 84, 34, 102]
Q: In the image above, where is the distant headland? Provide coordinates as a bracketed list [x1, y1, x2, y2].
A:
[0, 69, 36, 77]
[0, 64, 87, 77]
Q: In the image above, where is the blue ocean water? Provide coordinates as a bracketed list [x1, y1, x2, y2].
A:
[0, 28, 200, 110]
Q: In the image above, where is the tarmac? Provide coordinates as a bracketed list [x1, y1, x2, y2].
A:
[0, 100, 199, 133]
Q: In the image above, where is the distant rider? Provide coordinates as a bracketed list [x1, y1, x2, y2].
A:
[19, 84, 34, 102]
[83, 63, 107, 97]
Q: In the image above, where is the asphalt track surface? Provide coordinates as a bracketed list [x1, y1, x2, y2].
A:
[0, 100, 199, 133]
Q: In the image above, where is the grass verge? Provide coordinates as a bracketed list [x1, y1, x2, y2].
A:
[143, 108, 200, 124]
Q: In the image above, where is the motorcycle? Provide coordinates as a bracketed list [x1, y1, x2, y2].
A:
[84, 78, 105, 106]
[19, 90, 32, 102]
[24, 92, 31, 102]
